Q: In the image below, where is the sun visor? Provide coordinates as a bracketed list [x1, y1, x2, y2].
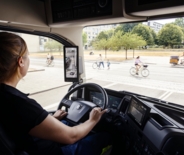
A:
[125, 0, 184, 18]
[45, 0, 147, 27]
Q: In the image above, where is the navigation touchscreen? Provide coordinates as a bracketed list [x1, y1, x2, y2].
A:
[127, 96, 151, 127]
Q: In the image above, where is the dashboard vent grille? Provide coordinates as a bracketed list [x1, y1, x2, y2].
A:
[150, 113, 174, 129]
[138, 0, 169, 5]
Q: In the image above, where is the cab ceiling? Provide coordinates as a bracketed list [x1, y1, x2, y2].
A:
[0, 0, 183, 30]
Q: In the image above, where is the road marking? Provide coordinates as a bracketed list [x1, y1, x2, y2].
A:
[104, 83, 117, 88]
[93, 78, 184, 94]
[162, 92, 173, 100]
[43, 102, 59, 110]
[158, 91, 170, 99]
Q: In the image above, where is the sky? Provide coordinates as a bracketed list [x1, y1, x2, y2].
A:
[149, 18, 176, 24]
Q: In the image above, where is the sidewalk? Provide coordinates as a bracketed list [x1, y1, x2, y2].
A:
[140, 56, 169, 65]
[18, 56, 173, 95]
[18, 66, 72, 95]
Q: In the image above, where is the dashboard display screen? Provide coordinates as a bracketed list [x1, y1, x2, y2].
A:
[127, 96, 150, 126]
[63, 46, 79, 82]
[90, 91, 122, 109]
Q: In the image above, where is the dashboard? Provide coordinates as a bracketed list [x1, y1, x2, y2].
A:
[89, 91, 122, 109]
[85, 88, 184, 155]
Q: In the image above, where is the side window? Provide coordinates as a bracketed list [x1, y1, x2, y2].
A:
[1, 31, 70, 110]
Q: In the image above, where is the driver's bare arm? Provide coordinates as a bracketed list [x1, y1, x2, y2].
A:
[29, 107, 107, 144]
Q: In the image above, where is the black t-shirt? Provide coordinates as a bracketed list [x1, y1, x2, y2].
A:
[0, 83, 63, 155]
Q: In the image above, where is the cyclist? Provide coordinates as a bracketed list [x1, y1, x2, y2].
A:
[135, 56, 142, 75]
[50, 54, 54, 65]
[47, 53, 51, 64]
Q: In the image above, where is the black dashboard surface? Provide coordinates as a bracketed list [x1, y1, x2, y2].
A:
[87, 88, 184, 155]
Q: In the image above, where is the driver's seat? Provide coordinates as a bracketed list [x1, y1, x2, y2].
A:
[0, 123, 29, 155]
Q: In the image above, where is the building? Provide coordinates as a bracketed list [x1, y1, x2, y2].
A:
[143, 21, 163, 33]
[83, 24, 117, 49]
[0, 30, 48, 52]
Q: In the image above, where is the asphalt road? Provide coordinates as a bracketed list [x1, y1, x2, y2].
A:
[28, 57, 184, 110]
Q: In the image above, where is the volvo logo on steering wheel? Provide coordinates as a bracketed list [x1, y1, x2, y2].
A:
[77, 104, 83, 110]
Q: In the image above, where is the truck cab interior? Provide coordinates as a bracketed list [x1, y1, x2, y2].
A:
[1, 0, 184, 155]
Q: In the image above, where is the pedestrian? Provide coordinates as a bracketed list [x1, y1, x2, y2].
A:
[98, 54, 104, 69]
[107, 59, 110, 70]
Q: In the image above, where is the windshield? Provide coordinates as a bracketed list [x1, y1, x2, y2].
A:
[1, 17, 184, 110]
[83, 17, 184, 107]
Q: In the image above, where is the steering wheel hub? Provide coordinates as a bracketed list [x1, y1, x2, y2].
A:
[58, 83, 108, 124]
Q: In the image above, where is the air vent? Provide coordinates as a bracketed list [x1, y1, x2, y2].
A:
[120, 96, 131, 114]
[138, 0, 168, 5]
[150, 113, 174, 129]
[51, 0, 112, 23]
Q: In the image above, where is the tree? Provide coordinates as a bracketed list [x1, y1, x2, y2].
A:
[44, 41, 56, 52]
[54, 41, 63, 51]
[97, 31, 108, 40]
[130, 34, 147, 58]
[121, 33, 132, 59]
[106, 31, 146, 59]
[117, 23, 139, 33]
[173, 18, 184, 41]
[114, 24, 124, 34]
[158, 23, 183, 48]
[82, 31, 87, 46]
[132, 24, 154, 46]
[108, 30, 124, 51]
[91, 29, 116, 58]
[97, 30, 114, 40]
[149, 28, 157, 45]
[92, 38, 111, 58]
[121, 33, 146, 59]
[173, 18, 184, 28]
[44, 40, 63, 54]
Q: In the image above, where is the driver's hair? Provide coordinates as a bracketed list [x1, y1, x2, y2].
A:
[0, 32, 27, 83]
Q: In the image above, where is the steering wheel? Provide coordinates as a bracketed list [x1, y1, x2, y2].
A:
[57, 83, 108, 124]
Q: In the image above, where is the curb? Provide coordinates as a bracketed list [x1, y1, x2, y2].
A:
[29, 84, 71, 96]
[29, 78, 93, 96]
[28, 68, 45, 72]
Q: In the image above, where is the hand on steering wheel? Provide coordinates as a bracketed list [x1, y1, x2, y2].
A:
[53, 110, 67, 120]
[58, 83, 108, 124]
[89, 107, 107, 123]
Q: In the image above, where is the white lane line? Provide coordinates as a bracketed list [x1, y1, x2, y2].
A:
[158, 91, 170, 99]
[104, 83, 117, 88]
[162, 92, 173, 100]
[93, 78, 184, 94]
[43, 102, 59, 110]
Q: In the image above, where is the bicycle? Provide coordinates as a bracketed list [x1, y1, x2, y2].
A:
[46, 59, 55, 67]
[92, 61, 99, 69]
[130, 64, 149, 77]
